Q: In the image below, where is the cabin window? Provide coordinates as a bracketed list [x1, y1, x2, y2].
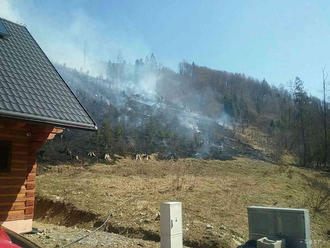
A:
[0, 141, 11, 172]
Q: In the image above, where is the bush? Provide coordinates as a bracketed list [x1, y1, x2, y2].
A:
[304, 177, 330, 215]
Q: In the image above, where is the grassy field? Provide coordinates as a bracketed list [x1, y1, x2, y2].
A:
[34, 157, 329, 248]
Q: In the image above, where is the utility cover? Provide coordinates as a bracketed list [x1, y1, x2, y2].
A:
[248, 206, 311, 248]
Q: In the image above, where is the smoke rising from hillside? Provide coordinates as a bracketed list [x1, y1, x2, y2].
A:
[56, 57, 234, 158]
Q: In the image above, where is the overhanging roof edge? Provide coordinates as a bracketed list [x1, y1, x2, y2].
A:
[0, 110, 97, 131]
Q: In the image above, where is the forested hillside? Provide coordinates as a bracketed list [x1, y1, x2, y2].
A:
[39, 56, 329, 169]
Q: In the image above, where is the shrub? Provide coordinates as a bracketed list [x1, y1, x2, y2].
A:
[304, 177, 330, 215]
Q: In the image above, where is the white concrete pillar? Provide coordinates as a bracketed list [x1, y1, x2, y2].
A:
[160, 202, 183, 248]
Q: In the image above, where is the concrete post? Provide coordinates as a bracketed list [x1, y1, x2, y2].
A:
[160, 202, 183, 248]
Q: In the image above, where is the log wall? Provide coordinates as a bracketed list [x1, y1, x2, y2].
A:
[0, 119, 62, 232]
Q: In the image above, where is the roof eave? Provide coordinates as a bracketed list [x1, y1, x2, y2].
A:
[0, 111, 97, 131]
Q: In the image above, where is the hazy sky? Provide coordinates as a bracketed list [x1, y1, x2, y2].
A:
[1, 0, 329, 98]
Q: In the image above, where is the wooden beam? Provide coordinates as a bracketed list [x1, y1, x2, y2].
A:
[0, 120, 27, 130]
[52, 128, 63, 134]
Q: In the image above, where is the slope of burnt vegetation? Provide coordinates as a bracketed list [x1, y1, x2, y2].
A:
[39, 59, 329, 168]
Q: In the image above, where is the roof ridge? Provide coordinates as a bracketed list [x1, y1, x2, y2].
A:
[0, 17, 26, 27]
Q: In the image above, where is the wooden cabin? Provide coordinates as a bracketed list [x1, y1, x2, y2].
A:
[0, 18, 97, 233]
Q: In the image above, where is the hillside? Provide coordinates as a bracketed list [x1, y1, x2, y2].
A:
[38, 59, 329, 169]
[30, 59, 329, 247]
[27, 157, 329, 248]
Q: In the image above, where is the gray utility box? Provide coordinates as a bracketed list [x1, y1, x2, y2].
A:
[160, 202, 183, 248]
[248, 206, 311, 248]
[257, 237, 286, 248]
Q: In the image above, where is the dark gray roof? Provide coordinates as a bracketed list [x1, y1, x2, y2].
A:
[0, 18, 97, 130]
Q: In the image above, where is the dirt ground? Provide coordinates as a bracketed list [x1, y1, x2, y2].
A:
[31, 157, 329, 248]
[24, 221, 160, 248]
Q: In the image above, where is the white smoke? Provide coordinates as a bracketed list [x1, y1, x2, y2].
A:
[0, 0, 22, 23]
[0, 1, 150, 77]
[216, 112, 233, 129]
[138, 71, 159, 97]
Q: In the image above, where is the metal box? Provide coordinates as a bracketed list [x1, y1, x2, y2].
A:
[248, 206, 311, 248]
[160, 202, 183, 248]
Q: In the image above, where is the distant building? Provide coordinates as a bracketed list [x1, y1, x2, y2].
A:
[0, 18, 97, 233]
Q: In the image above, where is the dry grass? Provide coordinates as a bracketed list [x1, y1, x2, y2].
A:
[303, 177, 330, 215]
[36, 157, 330, 248]
[235, 126, 270, 152]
